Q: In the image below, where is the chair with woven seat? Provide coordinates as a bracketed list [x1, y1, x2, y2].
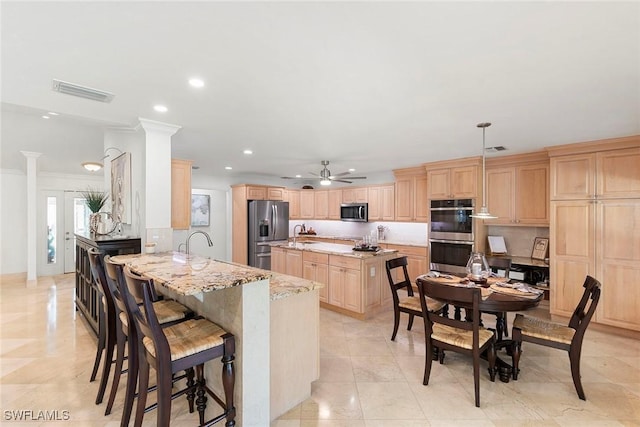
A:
[417, 279, 496, 407]
[511, 275, 601, 400]
[385, 256, 447, 341]
[93, 253, 193, 426]
[122, 266, 236, 427]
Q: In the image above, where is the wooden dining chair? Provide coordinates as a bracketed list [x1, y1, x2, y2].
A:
[122, 266, 236, 427]
[417, 279, 496, 407]
[511, 275, 601, 400]
[385, 256, 446, 341]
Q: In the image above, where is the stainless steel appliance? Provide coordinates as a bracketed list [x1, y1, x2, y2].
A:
[429, 199, 474, 275]
[340, 203, 368, 222]
[248, 200, 289, 270]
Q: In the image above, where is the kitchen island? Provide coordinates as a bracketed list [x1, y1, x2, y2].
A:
[271, 241, 399, 319]
[111, 252, 324, 425]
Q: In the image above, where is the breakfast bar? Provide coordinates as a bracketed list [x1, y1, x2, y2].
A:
[112, 252, 324, 425]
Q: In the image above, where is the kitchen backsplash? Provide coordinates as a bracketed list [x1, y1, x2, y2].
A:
[289, 220, 428, 244]
[486, 225, 550, 258]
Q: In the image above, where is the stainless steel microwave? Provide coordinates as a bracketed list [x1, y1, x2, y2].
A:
[340, 203, 368, 222]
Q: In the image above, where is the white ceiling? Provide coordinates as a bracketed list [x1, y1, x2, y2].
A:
[2, 1, 639, 185]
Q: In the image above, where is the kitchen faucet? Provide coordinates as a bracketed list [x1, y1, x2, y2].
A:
[186, 230, 213, 255]
[292, 224, 303, 247]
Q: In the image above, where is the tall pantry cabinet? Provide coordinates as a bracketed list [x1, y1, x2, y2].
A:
[548, 136, 640, 331]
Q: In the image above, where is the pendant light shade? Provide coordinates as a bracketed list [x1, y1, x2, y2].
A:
[470, 122, 497, 219]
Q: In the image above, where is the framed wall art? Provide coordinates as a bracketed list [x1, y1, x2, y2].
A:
[111, 152, 131, 224]
[531, 237, 549, 260]
[191, 194, 210, 226]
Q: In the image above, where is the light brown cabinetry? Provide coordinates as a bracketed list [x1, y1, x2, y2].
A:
[244, 185, 286, 201]
[285, 249, 303, 277]
[303, 252, 329, 303]
[328, 190, 342, 220]
[328, 255, 362, 312]
[300, 190, 315, 219]
[393, 167, 428, 222]
[342, 187, 368, 203]
[272, 246, 286, 274]
[171, 159, 193, 230]
[485, 152, 549, 226]
[426, 160, 479, 200]
[286, 189, 301, 219]
[368, 185, 395, 221]
[314, 190, 329, 219]
[548, 136, 640, 332]
[382, 244, 429, 285]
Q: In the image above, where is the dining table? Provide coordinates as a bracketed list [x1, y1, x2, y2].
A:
[416, 274, 544, 382]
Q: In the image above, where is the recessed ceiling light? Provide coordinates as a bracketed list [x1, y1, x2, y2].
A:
[42, 115, 50, 119]
[348, 168, 355, 172]
[225, 166, 233, 170]
[295, 174, 302, 178]
[189, 78, 204, 88]
[243, 149, 253, 155]
[48, 112, 59, 116]
[154, 105, 168, 113]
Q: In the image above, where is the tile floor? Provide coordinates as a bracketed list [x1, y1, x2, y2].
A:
[1, 273, 639, 426]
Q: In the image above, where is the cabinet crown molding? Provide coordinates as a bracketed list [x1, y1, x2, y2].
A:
[392, 166, 427, 177]
[423, 156, 482, 171]
[485, 151, 549, 168]
[545, 135, 640, 157]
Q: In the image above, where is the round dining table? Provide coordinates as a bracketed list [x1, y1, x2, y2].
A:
[416, 275, 543, 382]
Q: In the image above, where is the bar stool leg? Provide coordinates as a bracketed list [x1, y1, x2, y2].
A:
[120, 334, 139, 427]
[134, 356, 150, 427]
[186, 367, 195, 413]
[222, 335, 236, 427]
[195, 364, 207, 426]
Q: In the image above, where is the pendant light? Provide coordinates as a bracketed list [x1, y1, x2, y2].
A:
[470, 122, 497, 219]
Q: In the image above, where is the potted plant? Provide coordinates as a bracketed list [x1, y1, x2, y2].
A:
[81, 188, 108, 234]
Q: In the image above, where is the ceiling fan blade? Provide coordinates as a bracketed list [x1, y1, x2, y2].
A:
[309, 172, 320, 177]
[330, 171, 351, 178]
[332, 179, 353, 184]
[341, 176, 367, 179]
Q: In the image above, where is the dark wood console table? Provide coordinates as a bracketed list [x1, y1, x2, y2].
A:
[75, 233, 141, 336]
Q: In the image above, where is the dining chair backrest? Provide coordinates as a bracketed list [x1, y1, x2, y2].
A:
[568, 275, 601, 338]
[122, 266, 171, 365]
[386, 256, 414, 299]
[419, 280, 481, 339]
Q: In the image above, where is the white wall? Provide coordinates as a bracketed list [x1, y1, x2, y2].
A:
[0, 169, 103, 275]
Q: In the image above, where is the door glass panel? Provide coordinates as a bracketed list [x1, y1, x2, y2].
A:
[47, 197, 57, 264]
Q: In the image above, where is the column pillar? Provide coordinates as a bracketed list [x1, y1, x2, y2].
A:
[137, 118, 181, 251]
[21, 151, 41, 286]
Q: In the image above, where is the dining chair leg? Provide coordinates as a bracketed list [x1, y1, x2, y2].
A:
[134, 357, 150, 427]
[423, 340, 434, 385]
[391, 307, 401, 341]
[120, 334, 138, 427]
[156, 364, 174, 427]
[473, 355, 480, 407]
[511, 338, 522, 381]
[569, 347, 586, 400]
[105, 327, 126, 415]
[90, 309, 105, 382]
[407, 313, 414, 331]
[95, 328, 115, 404]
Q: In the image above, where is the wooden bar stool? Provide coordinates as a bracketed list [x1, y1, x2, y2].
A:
[88, 250, 193, 426]
[122, 266, 236, 427]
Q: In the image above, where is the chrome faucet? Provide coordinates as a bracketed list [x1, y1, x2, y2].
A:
[186, 230, 213, 255]
[293, 224, 303, 247]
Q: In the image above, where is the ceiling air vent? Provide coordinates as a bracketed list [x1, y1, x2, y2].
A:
[485, 146, 507, 153]
[52, 79, 114, 103]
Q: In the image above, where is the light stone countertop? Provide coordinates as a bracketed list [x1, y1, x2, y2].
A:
[111, 251, 323, 301]
[271, 241, 399, 258]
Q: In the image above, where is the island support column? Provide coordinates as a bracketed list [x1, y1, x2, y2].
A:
[171, 279, 270, 426]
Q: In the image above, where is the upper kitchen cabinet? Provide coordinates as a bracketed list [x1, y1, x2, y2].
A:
[244, 185, 286, 201]
[485, 151, 550, 226]
[342, 187, 368, 204]
[548, 136, 640, 200]
[171, 159, 192, 230]
[314, 190, 329, 219]
[328, 189, 342, 220]
[368, 185, 395, 221]
[299, 190, 315, 219]
[425, 157, 481, 200]
[286, 189, 301, 219]
[393, 166, 428, 222]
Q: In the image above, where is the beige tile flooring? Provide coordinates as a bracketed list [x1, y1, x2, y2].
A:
[1, 273, 639, 426]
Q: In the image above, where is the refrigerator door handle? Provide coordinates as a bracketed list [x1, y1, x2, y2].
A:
[256, 253, 271, 258]
[272, 204, 277, 238]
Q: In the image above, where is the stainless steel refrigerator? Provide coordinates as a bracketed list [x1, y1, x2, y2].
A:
[248, 200, 289, 270]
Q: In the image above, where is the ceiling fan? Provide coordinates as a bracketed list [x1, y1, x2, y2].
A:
[281, 160, 367, 185]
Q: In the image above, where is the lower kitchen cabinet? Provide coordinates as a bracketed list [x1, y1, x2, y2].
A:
[328, 256, 362, 312]
[382, 243, 429, 285]
[303, 252, 329, 303]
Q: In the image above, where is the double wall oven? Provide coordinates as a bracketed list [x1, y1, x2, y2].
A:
[429, 199, 475, 275]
